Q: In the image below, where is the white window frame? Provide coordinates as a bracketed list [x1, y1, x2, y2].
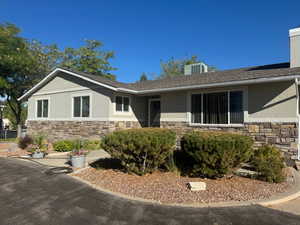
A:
[114, 95, 131, 114]
[35, 97, 50, 119]
[71, 93, 92, 119]
[187, 87, 248, 127]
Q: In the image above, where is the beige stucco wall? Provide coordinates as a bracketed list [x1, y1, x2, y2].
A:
[26, 71, 298, 124]
[160, 91, 188, 121]
[108, 93, 147, 122]
[27, 72, 147, 123]
[247, 81, 297, 121]
[158, 81, 297, 123]
[27, 73, 112, 120]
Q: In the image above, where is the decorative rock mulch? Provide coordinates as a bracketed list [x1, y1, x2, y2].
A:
[72, 167, 293, 204]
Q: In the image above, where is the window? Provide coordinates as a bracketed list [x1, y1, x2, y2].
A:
[191, 94, 201, 123]
[73, 96, 90, 117]
[203, 92, 228, 124]
[37, 99, 49, 118]
[191, 90, 244, 124]
[115, 96, 130, 112]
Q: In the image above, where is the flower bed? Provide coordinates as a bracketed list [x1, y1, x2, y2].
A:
[72, 166, 293, 204]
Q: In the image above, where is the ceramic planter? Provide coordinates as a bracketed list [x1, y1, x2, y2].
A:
[71, 155, 86, 168]
[32, 152, 45, 159]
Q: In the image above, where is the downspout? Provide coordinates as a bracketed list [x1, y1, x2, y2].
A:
[295, 78, 300, 160]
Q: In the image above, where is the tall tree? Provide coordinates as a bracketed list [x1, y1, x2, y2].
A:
[0, 23, 117, 136]
[60, 40, 116, 80]
[158, 56, 216, 79]
[2, 100, 27, 130]
[139, 72, 148, 82]
[0, 23, 42, 136]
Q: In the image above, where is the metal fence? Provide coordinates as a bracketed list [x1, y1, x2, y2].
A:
[0, 130, 17, 139]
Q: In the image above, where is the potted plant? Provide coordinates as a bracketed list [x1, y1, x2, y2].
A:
[28, 135, 48, 159]
[69, 140, 89, 168]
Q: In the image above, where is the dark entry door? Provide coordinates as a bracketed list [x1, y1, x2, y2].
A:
[149, 100, 161, 127]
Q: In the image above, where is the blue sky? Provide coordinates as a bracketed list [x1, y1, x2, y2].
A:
[2, 0, 300, 83]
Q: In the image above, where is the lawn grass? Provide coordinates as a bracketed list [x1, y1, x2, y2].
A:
[0, 138, 17, 143]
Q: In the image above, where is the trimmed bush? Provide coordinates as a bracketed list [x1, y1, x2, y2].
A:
[53, 140, 74, 152]
[82, 140, 101, 150]
[251, 145, 285, 183]
[101, 128, 176, 175]
[18, 135, 33, 149]
[180, 131, 253, 178]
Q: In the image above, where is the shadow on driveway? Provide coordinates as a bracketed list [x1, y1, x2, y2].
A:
[0, 158, 299, 225]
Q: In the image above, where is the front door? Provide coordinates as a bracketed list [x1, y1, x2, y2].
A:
[149, 99, 161, 127]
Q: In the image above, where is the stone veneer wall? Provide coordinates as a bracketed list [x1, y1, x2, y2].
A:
[27, 120, 145, 142]
[27, 120, 298, 158]
[160, 122, 298, 158]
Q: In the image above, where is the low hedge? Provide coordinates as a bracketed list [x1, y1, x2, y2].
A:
[251, 145, 285, 183]
[180, 131, 253, 178]
[82, 140, 101, 150]
[53, 140, 74, 152]
[53, 139, 101, 152]
[101, 128, 176, 175]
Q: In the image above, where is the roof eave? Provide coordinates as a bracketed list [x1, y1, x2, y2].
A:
[18, 68, 137, 101]
[136, 74, 300, 94]
[18, 67, 300, 101]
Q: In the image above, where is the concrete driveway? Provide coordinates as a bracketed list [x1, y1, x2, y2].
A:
[0, 158, 300, 225]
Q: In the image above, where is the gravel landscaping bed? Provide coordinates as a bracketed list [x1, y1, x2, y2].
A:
[72, 167, 293, 204]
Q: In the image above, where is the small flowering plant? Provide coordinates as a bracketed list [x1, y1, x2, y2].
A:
[28, 135, 48, 153]
[69, 140, 89, 157]
[70, 149, 89, 156]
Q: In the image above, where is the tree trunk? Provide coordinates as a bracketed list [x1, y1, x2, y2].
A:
[17, 124, 22, 138]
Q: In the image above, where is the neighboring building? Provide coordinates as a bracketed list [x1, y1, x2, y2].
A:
[2, 119, 11, 129]
[19, 27, 300, 159]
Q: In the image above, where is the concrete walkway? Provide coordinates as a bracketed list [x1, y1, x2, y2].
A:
[1, 158, 300, 225]
[24, 150, 110, 167]
[270, 197, 300, 215]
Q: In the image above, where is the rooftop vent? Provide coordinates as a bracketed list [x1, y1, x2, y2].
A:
[184, 62, 208, 75]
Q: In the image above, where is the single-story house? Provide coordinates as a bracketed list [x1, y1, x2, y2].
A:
[19, 27, 300, 159]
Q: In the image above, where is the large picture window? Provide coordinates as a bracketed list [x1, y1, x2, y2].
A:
[191, 91, 243, 124]
[115, 96, 130, 112]
[37, 99, 49, 118]
[73, 96, 90, 117]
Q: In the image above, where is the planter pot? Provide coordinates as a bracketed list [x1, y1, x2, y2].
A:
[32, 152, 45, 159]
[71, 155, 86, 168]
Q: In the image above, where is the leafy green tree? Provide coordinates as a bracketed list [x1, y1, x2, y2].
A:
[0, 23, 41, 135]
[158, 55, 216, 79]
[0, 23, 117, 136]
[60, 40, 116, 80]
[139, 72, 148, 82]
[2, 101, 27, 130]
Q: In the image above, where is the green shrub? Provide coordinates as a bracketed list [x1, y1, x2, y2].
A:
[180, 131, 253, 178]
[53, 140, 74, 152]
[251, 145, 285, 183]
[82, 140, 101, 150]
[18, 135, 33, 149]
[101, 128, 176, 175]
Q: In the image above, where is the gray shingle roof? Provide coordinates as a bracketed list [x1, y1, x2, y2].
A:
[61, 63, 300, 92]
